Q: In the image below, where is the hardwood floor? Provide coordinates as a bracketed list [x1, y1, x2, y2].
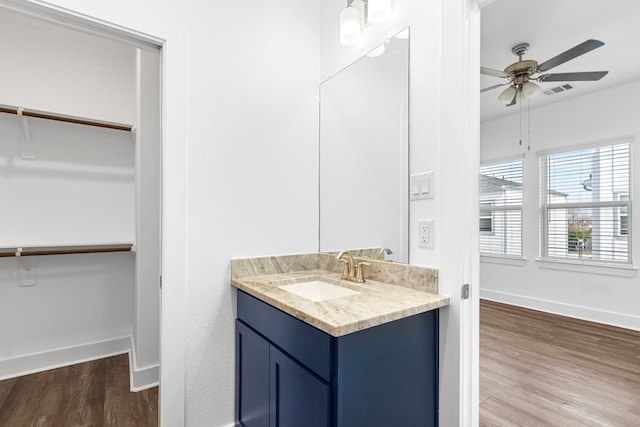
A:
[0, 354, 158, 426]
[480, 299, 640, 427]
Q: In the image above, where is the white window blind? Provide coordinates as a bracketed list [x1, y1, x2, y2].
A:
[539, 140, 631, 264]
[618, 194, 629, 237]
[480, 159, 523, 256]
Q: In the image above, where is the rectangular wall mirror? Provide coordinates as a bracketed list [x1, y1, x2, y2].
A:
[319, 27, 410, 263]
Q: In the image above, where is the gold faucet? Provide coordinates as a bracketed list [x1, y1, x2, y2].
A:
[336, 250, 370, 283]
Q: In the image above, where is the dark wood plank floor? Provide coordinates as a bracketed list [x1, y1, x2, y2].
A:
[480, 299, 640, 427]
[0, 354, 158, 426]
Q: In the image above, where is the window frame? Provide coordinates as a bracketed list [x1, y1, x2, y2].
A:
[538, 137, 632, 266]
[479, 157, 524, 258]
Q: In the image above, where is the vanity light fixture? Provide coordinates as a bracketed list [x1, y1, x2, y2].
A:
[340, 0, 361, 47]
[339, 0, 392, 47]
[367, 0, 392, 26]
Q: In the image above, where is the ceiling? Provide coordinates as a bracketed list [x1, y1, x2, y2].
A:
[481, 0, 640, 122]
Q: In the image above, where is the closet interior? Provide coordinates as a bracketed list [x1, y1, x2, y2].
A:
[0, 7, 161, 391]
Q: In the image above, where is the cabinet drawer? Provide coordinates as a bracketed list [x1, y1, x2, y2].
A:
[237, 290, 332, 381]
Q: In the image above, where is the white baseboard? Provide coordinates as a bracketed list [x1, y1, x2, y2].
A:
[480, 289, 640, 332]
[0, 336, 160, 392]
[0, 336, 130, 381]
[129, 337, 160, 391]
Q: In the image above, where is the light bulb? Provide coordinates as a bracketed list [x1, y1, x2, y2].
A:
[498, 86, 516, 104]
[366, 43, 386, 58]
[340, 6, 361, 46]
[522, 81, 542, 100]
[367, 0, 392, 25]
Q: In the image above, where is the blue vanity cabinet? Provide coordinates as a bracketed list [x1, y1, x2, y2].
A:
[332, 310, 438, 426]
[236, 320, 330, 427]
[269, 345, 330, 427]
[236, 321, 270, 427]
[236, 290, 438, 427]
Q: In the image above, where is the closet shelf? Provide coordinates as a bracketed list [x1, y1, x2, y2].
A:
[0, 244, 135, 257]
[0, 104, 133, 132]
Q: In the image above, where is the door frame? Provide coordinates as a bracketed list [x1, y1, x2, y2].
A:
[462, 1, 494, 425]
[460, 0, 491, 425]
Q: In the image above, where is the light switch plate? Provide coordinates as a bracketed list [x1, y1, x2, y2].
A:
[410, 172, 434, 200]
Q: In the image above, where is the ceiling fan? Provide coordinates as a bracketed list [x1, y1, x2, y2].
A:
[481, 39, 609, 106]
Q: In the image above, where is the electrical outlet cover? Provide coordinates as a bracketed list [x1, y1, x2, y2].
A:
[418, 220, 434, 249]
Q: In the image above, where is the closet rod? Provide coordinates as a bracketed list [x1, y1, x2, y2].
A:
[0, 244, 134, 257]
[0, 105, 133, 132]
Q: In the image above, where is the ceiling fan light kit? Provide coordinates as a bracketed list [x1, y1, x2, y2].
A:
[481, 39, 609, 107]
[522, 81, 542, 99]
[498, 86, 517, 104]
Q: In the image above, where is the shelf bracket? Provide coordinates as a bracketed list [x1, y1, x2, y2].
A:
[18, 108, 37, 160]
[17, 252, 37, 287]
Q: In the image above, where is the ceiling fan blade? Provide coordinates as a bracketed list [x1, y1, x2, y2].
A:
[481, 83, 509, 93]
[481, 67, 510, 78]
[538, 71, 609, 82]
[537, 39, 604, 72]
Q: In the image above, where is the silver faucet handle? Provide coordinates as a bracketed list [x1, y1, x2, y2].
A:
[355, 261, 371, 283]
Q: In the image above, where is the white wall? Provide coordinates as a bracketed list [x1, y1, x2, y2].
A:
[0, 6, 140, 380]
[0, 253, 133, 373]
[0, 8, 135, 125]
[185, 2, 321, 424]
[481, 79, 640, 330]
[0, 114, 135, 246]
[0, 9, 137, 247]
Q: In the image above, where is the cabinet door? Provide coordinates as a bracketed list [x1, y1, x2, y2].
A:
[335, 310, 438, 426]
[270, 346, 330, 427]
[236, 321, 270, 427]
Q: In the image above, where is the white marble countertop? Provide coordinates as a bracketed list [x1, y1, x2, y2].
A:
[231, 268, 450, 337]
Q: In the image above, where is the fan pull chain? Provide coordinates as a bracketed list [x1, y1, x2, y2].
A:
[519, 92, 523, 147]
[527, 100, 531, 151]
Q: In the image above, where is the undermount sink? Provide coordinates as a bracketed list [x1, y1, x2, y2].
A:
[278, 278, 360, 302]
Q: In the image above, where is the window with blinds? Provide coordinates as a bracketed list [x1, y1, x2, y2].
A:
[480, 159, 523, 256]
[539, 139, 631, 264]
